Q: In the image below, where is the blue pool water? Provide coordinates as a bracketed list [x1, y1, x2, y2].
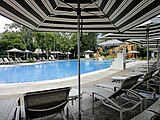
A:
[0, 60, 112, 84]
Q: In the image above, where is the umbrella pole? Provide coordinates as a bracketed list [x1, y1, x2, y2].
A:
[77, 1, 81, 120]
[157, 40, 159, 68]
[146, 25, 149, 72]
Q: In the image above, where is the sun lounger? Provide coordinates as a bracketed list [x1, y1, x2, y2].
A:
[0, 58, 4, 64]
[131, 69, 158, 103]
[33, 57, 41, 62]
[3, 58, 11, 64]
[42, 57, 46, 61]
[49, 56, 56, 61]
[137, 61, 157, 73]
[50, 55, 56, 60]
[84, 75, 143, 120]
[147, 69, 160, 93]
[95, 73, 143, 91]
[18, 58, 26, 63]
[49, 57, 52, 61]
[14, 58, 21, 63]
[24, 87, 71, 120]
[131, 98, 160, 120]
[8, 58, 16, 64]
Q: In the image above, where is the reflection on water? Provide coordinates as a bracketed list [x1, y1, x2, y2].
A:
[85, 61, 90, 66]
[0, 60, 112, 84]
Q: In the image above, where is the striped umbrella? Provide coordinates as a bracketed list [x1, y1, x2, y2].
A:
[98, 39, 123, 46]
[102, 17, 160, 40]
[1, 1, 160, 119]
[0, 0, 160, 33]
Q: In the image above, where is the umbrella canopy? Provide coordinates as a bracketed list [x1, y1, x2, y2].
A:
[64, 52, 71, 54]
[50, 51, 62, 54]
[149, 48, 160, 52]
[127, 38, 160, 47]
[7, 48, 23, 58]
[33, 49, 46, 54]
[24, 50, 32, 53]
[102, 17, 160, 40]
[1, 1, 160, 119]
[98, 39, 123, 46]
[128, 50, 140, 54]
[0, 0, 160, 33]
[7, 48, 23, 53]
[85, 50, 94, 53]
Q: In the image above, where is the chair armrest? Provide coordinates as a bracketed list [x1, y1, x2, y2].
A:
[141, 84, 156, 92]
[92, 92, 121, 109]
[93, 90, 142, 112]
[149, 78, 160, 84]
[122, 89, 142, 101]
[129, 90, 146, 98]
[15, 106, 21, 120]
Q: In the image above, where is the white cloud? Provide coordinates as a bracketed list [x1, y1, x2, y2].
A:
[0, 15, 13, 33]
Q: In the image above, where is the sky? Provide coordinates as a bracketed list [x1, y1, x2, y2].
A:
[0, 15, 13, 33]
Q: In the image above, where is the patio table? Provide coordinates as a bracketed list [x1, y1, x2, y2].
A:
[111, 76, 128, 83]
[69, 88, 83, 105]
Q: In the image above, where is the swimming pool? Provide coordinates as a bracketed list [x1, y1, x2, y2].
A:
[0, 60, 112, 84]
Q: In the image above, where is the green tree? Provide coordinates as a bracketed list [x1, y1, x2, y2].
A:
[137, 46, 147, 59]
[20, 27, 35, 51]
[81, 33, 98, 53]
[0, 22, 100, 59]
[59, 32, 77, 59]
[2, 22, 35, 51]
[0, 32, 26, 57]
[34, 32, 62, 58]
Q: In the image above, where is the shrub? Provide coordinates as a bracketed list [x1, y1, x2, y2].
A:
[27, 59, 36, 63]
[99, 52, 108, 57]
[107, 55, 116, 58]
